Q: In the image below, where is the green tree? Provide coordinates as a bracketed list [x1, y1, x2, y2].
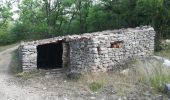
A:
[0, 1, 15, 45]
[4, 0, 170, 52]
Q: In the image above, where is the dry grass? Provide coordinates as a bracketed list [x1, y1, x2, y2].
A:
[135, 59, 170, 92]
[79, 71, 139, 95]
[15, 71, 42, 80]
[78, 57, 170, 95]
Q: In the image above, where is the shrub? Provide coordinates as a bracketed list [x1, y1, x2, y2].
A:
[155, 41, 170, 59]
[0, 32, 16, 45]
[89, 82, 103, 92]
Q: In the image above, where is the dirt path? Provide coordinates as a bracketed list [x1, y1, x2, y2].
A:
[0, 46, 87, 100]
[0, 46, 43, 100]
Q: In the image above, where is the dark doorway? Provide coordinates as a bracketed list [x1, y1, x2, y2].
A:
[37, 41, 63, 69]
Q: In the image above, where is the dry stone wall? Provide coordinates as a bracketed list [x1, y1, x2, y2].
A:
[68, 26, 155, 73]
[19, 26, 155, 73]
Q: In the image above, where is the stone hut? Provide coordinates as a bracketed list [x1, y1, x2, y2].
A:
[19, 26, 155, 73]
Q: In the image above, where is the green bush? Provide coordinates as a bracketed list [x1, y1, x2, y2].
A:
[89, 82, 103, 92]
[0, 33, 16, 45]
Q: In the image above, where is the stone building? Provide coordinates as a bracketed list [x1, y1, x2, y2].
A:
[19, 26, 155, 73]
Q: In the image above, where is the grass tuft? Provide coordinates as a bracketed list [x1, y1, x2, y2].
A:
[151, 75, 170, 92]
[89, 82, 103, 92]
[15, 71, 41, 80]
[134, 59, 170, 93]
[15, 72, 33, 80]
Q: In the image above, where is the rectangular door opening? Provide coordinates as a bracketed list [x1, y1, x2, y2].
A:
[37, 41, 63, 69]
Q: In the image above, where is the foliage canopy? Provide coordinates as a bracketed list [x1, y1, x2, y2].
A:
[0, 0, 170, 50]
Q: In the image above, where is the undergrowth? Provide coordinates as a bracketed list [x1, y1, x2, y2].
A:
[155, 40, 170, 59]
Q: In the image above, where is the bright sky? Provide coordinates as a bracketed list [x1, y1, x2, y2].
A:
[11, 0, 20, 20]
[0, 0, 20, 20]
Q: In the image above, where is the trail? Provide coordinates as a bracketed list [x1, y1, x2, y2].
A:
[0, 46, 42, 100]
[0, 46, 87, 100]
